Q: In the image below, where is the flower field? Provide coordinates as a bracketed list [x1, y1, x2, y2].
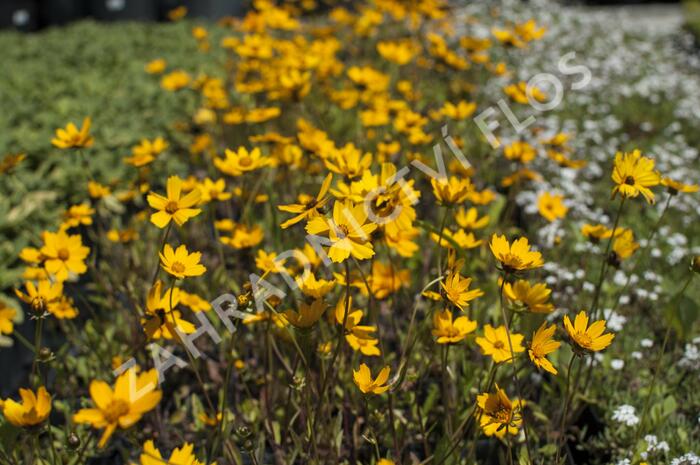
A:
[1, 1, 700, 464]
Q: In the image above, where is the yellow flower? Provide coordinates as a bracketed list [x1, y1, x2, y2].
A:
[245, 107, 281, 123]
[199, 178, 232, 203]
[324, 143, 372, 179]
[73, 368, 162, 448]
[0, 301, 17, 335]
[581, 223, 623, 242]
[51, 117, 94, 149]
[455, 207, 489, 230]
[441, 100, 477, 120]
[40, 230, 90, 282]
[1, 387, 51, 427]
[431, 228, 482, 250]
[431, 176, 472, 205]
[15, 280, 63, 315]
[297, 273, 335, 299]
[504, 141, 536, 164]
[62, 203, 95, 229]
[141, 281, 195, 340]
[353, 364, 391, 395]
[440, 272, 484, 310]
[612, 229, 639, 260]
[502, 279, 554, 313]
[661, 177, 699, 195]
[504, 82, 547, 104]
[0, 152, 26, 174]
[145, 58, 166, 74]
[563, 310, 615, 353]
[124, 137, 168, 167]
[611, 149, 660, 204]
[214, 147, 270, 177]
[134, 440, 211, 465]
[255, 250, 287, 274]
[377, 40, 417, 65]
[219, 223, 264, 249]
[147, 176, 202, 228]
[432, 309, 477, 344]
[489, 234, 544, 272]
[476, 324, 524, 363]
[528, 322, 561, 374]
[476, 385, 524, 438]
[161, 70, 191, 91]
[106, 229, 139, 243]
[88, 181, 111, 199]
[160, 244, 207, 279]
[50, 296, 79, 319]
[306, 201, 377, 263]
[279, 173, 333, 229]
[537, 192, 568, 222]
[283, 299, 327, 329]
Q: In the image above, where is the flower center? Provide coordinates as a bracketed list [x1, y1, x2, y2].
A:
[165, 201, 179, 214]
[239, 156, 252, 167]
[31, 296, 46, 313]
[624, 175, 635, 186]
[57, 248, 70, 261]
[493, 406, 512, 424]
[104, 399, 130, 423]
[576, 331, 593, 347]
[493, 340, 505, 349]
[337, 224, 350, 236]
[171, 262, 186, 274]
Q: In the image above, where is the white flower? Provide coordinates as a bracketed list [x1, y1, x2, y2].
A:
[612, 405, 639, 426]
[610, 359, 624, 370]
[640, 338, 654, 348]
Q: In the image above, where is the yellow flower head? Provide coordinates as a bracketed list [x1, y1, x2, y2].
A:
[537, 192, 568, 222]
[278, 173, 332, 229]
[431, 176, 472, 205]
[134, 440, 211, 465]
[611, 149, 660, 204]
[125, 137, 168, 167]
[563, 310, 615, 353]
[0, 301, 17, 335]
[476, 324, 525, 363]
[528, 322, 561, 375]
[476, 385, 523, 438]
[612, 229, 639, 261]
[62, 203, 95, 229]
[353, 363, 391, 395]
[214, 147, 270, 177]
[297, 273, 335, 299]
[1, 386, 51, 427]
[15, 280, 63, 315]
[455, 207, 489, 230]
[440, 272, 484, 310]
[504, 141, 536, 164]
[40, 230, 90, 282]
[489, 234, 544, 272]
[73, 368, 162, 448]
[432, 309, 477, 344]
[324, 143, 372, 179]
[581, 223, 623, 243]
[160, 244, 207, 279]
[147, 176, 202, 228]
[305, 201, 377, 263]
[661, 177, 699, 196]
[283, 299, 327, 329]
[52, 117, 94, 149]
[502, 279, 554, 313]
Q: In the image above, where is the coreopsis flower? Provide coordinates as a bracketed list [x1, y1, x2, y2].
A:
[537, 192, 568, 222]
[431, 176, 472, 205]
[40, 230, 90, 282]
[255, 250, 287, 274]
[476, 385, 524, 438]
[50, 296, 78, 319]
[219, 223, 264, 249]
[1, 387, 51, 427]
[214, 147, 270, 177]
[124, 137, 168, 167]
[15, 280, 63, 315]
[564, 310, 615, 353]
[581, 223, 623, 243]
[198, 178, 232, 203]
[476, 324, 525, 363]
[62, 203, 94, 229]
[661, 177, 699, 195]
[283, 299, 327, 329]
[134, 440, 209, 465]
[431, 228, 482, 250]
[501, 168, 541, 187]
[142, 280, 195, 339]
[278, 173, 332, 229]
[612, 229, 639, 260]
[306, 201, 377, 263]
[106, 229, 139, 243]
[502, 279, 554, 313]
[167, 5, 187, 21]
[324, 143, 372, 179]
[334, 296, 380, 356]
[611, 149, 660, 204]
[440, 272, 484, 310]
[440, 100, 477, 120]
[432, 309, 477, 344]
[0, 152, 26, 174]
[297, 273, 335, 299]
[353, 364, 391, 395]
[88, 181, 111, 199]
[489, 234, 544, 273]
[160, 244, 206, 279]
[0, 301, 17, 335]
[504, 82, 547, 104]
[73, 368, 162, 447]
[504, 141, 536, 164]
[51, 117, 94, 149]
[161, 70, 191, 91]
[455, 207, 489, 230]
[147, 176, 202, 228]
[377, 40, 417, 65]
[145, 58, 166, 74]
[528, 322, 561, 374]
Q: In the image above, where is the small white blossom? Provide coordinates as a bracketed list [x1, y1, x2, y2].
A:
[612, 405, 639, 426]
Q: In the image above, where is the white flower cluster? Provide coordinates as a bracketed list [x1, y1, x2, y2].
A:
[641, 434, 669, 460]
[611, 404, 639, 426]
[671, 452, 700, 465]
[679, 337, 700, 371]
